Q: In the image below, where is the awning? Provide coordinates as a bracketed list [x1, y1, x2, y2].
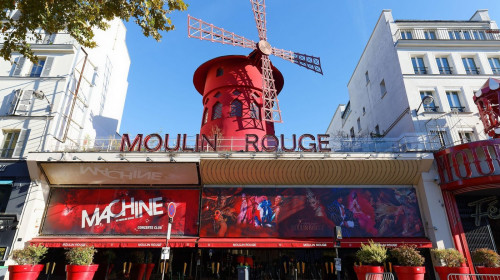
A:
[339, 238, 432, 248]
[198, 238, 334, 248]
[198, 237, 432, 249]
[30, 237, 197, 248]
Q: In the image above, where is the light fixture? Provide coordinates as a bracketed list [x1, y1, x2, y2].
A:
[47, 157, 54, 161]
[146, 157, 153, 162]
[415, 95, 434, 114]
[31, 90, 53, 112]
[169, 156, 176, 162]
[72, 156, 81, 161]
[97, 156, 106, 161]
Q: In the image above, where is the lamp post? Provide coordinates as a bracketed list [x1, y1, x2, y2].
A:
[415, 95, 434, 115]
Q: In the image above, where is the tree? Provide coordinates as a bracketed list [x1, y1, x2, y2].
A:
[0, 0, 188, 63]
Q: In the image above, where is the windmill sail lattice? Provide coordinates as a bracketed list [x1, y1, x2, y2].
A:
[188, 0, 323, 123]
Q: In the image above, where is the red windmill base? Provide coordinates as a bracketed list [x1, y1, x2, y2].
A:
[193, 54, 284, 151]
[474, 78, 500, 138]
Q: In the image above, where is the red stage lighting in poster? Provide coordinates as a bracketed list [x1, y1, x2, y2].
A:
[200, 187, 425, 238]
[42, 188, 199, 236]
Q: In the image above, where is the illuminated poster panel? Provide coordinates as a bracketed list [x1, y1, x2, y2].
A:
[200, 187, 424, 238]
[42, 188, 199, 236]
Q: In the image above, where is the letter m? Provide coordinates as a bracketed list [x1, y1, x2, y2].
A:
[82, 208, 100, 229]
[120, 134, 143, 152]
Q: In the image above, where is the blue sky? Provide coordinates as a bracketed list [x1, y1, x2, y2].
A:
[119, 0, 500, 137]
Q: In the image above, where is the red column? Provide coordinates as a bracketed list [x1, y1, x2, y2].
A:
[441, 190, 474, 270]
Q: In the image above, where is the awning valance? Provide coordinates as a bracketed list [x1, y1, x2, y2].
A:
[30, 237, 197, 248]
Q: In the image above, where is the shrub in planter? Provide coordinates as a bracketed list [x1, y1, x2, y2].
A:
[354, 241, 387, 280]
[8, 245, 48, 280]
[431, 248, 469, 280]
[65, 246, 98, 280]
[390, 245, 425, 280]
[472, 248, 500, 274]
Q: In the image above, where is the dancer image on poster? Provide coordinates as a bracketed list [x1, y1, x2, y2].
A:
[327, 195, 356, 237]
[237, 193, 248, 224]
[272, 195, 283, 223]
[348, 192, 377, 236]
[213, 210, 227, 237]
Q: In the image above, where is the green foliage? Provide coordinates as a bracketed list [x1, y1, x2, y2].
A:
[0, 0, 188, 63]
[390, 245, 425, 267]
[472, 248, 500, 268]
[65, 246, 97, 266]
[431, 248, 465, 267]
[356, 241, 388, 266]
[11, 245, 48, 265]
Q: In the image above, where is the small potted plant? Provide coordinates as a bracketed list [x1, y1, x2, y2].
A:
[8, 245, 47, 280]
[354, 241, 387, 280]
[130, 250, 146, 280]
[432, 248, 469, 280]
[144, 251, 155, 280]
[65, 246, 98, 280]
[390, 245, 425, 280]
[472, 248, 500, 274]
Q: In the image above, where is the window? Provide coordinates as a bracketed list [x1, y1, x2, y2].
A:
[204, 98, 209, 105]
[449, 31, 462, 40]
[473, 30, 486, 40]
[30, 58, 45, 77]
[250, 102, 259, 120]
[363, 107, 366, 115]
[216, 68, 223, 77]
[212, 102, 222, 120]
[365, 71, 370, 84]
[350, 127, 355, 139]
[214, 92, 221, 98]
[430, 130, 448, 147]
[411, 57, 427, 74]
[380, 80, 387, 97]
[488, 58, 500, 74]
[424, 31, 436, 40]
[375, 125, 380, 136]
[446, 91, 465, 112]
[459, 132, 474, 144]
[232, 90, 241, 96]
[1, 131, 20, 158]
[202, 108, 208, 125]
[462, 58, 479, 75]
[436, 57, 452, 74]
[400, 30, 413, 40]
[463, 31, 472, 40]
[420, 91, 438, 112]
[230, 100, 242, 117]
[357, 118, 361, 132]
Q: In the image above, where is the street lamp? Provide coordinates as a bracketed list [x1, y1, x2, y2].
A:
[415, 95, 434, 115]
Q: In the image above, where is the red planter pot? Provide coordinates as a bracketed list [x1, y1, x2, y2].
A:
[8, 264, 44, 280]
[476, 266, 500, 278]
[130, 263, 147, 280]
[393, 266, 425, 280]
[66, 264, 99, 280]
[145, 263, 155, 280]
[354, 265, 384, 280]
[434, 266, 469, 280]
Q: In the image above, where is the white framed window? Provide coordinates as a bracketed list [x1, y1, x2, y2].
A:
[488, 57, 500, 74]
[411, 57, 427, 74]
[420, 91, 439, 112]
[424, 31, 436, 40]
[436, 57, 452, 74]
[430, 130, 448, 147]
[462, 57, 479, 75]
[400, 30, 413, 40]
[446, 91, 465, 112]
[1, 129, 27, 158]
[459, 131, 474, 144]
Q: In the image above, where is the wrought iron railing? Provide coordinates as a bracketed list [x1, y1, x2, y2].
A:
[465, 67, 481, 75]
[491, 68, 500, 74]
[450, 106, 466, 112]
[448, 273, 500, 280]
[439, 66, 454, 74]
[397, 28, 500, 41]
[413, 67, 428, 75]
[423, 106, 440, 112]
[44, 135, 442, 154]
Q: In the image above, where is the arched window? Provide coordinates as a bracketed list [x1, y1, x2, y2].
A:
[212, 102, 222, 120]
[216, 68, 223, 77]
[202, 108, 209, 125]
[230, 100, 242, 117]
[250, 102, 259, 119]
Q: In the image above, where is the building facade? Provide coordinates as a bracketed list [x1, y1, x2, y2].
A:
[0, 10, 130, 275]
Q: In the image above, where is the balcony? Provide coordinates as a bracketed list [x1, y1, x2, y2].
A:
[413, 67, 428, 75]
[465, 67, 481, 75]
[423, 106, 439, 113]
[438, 67, 454, 74]
[450, 106, 465, 113]
[397, 28, 500, 41]
[492, 68, 500, 75]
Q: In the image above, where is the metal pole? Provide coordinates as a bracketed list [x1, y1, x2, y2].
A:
[162, 218, 173, 280]
[335, 247, 341, 280]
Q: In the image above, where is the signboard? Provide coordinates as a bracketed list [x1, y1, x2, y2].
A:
[161, 247, 170, 260]
[168, 202, 176, 218]
[42, 188, 200, 235]
[335, 226, 343, 240]
[200, 186, 424, 238]
[334, 258, 341, 271]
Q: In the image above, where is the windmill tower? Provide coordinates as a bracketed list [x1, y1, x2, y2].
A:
[189, 0, 322, 150]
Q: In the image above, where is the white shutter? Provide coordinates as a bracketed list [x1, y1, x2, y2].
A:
[15, 90, 33, 115]
[12, 57, 25, 76]
[12, 129, 28, 158]
[41, 57, 54, 77]
[7, 90, 21, 115]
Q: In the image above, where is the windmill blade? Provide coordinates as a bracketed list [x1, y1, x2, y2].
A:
[261, 54, 282, 123]
[271, 47, 323, 75]
[188, 15, 257, 50]
[250, 0, 267, 41]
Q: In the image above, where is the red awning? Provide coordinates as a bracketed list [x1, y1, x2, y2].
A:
[198, 237, 432, 249]
[198, 238, 334, 248]
[30, 237, 197, 248]
[339, 238, 432, 248]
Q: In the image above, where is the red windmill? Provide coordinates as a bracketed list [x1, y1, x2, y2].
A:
[189, 0, 322, 150]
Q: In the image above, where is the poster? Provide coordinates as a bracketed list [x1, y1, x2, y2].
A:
[42, 188, 199, 235]
[200, 187, 424, 238]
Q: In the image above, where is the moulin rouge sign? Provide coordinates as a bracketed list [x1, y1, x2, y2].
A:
[120, 133, 332, 152]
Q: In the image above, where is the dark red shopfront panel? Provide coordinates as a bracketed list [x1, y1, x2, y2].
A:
[41, 188, 199, 236]
[200, 187, 425, 238]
